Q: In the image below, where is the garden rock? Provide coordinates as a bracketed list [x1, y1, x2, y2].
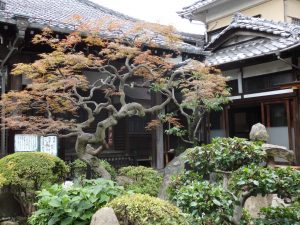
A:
[116, 176, 134, 186]
[262, 143, 295, 163]
[90, 207, 119, 225]
[158, 150, 188, 200]
[249, 123, 269, 142]
[245, 194, 286, 218]
[0, 221, 19, 225]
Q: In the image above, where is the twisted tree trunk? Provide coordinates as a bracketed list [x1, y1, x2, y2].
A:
[75, 134, 111, 180]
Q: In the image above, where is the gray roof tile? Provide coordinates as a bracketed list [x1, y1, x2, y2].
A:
[177, 0, 219, 19]
[0, 0, 203, 54]
[205, 13, 300, 66]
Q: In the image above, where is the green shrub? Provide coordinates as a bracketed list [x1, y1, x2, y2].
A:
[170, 179, 234, 224]
[69, 159, 117, 180]
[229, 165, 300, 199]
[186, 137, 265, 175]
[0, 152, 68, 215]
[107, 193, 190, 225]
[29, 178, 123, 225]
[168, 170, 203, 199]
[254, 203, 300, 225]
[118, 166, 162, 196]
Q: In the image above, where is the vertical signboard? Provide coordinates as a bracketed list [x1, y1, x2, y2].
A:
[40, 136, 58, 156]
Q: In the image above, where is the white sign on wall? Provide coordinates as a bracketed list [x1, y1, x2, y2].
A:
[15, 134, 39, 152]
[14, 134, 58, 156]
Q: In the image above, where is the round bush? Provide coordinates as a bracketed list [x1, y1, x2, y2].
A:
[0, 152, 68, 215]
[0, 152, 68, 189]
[118, 166, 162, 196]
[107, 193, 189, 225]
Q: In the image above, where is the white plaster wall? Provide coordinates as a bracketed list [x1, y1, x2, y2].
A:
[210, 129, 226, 139]
[243, 59, 292, 78]
[207, 0, 269, 22]
[267, 127, 289, 148]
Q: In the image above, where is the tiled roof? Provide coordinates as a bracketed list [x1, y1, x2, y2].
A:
[205, 14, 300, 66]
[177, 0, 219, 19]
[0, 0, 203, 54]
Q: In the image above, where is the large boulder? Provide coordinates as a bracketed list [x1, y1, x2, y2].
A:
[0, 222, 19, 225]
[115, 176, 134, 187]
[90, 207, 119, 225]
[158, 151, 188, 200]
[262, 143, 295, 163]
[245, 194, 287, 218]
[249, 123, 269, 142]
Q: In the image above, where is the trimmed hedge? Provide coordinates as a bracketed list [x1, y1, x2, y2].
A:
[107, 193, 190, 225]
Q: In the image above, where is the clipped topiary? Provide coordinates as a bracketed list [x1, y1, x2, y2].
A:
[0, 152, 69, 215]
[107, 193, 190, 225]
[118, 166, 162, 196]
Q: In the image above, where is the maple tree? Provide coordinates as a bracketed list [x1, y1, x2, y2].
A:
[1, 19, 229, 179]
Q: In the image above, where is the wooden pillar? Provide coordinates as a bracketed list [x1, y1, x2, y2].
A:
[261, 102, 265, 125]
[292, 56, 300, 165]
[294, 91, 300, 165]
[151, 92, 164, 169]
[285, 100, 293, 150]
[224, 106, 229, 137]
[0, 67, 7, 158]
[156, 124, 164, 169]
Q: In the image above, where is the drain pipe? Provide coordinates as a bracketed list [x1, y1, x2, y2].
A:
[275, 52, 300, 71]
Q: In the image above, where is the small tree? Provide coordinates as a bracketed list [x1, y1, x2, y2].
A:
[1, 19, 229, 179]
[0, 152, 68, 215]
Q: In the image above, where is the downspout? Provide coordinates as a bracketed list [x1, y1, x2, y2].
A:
[276, 53, 300, 71]
[0, 16, 29, 157]
[283, 0, 288, 22]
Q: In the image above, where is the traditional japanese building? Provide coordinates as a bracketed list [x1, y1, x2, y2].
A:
[178, 0, 300, 164]
[0, 0, 203, 168]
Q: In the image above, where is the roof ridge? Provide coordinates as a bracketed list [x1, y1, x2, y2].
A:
[233, 13, 300, 35]
[205, 13, 300, 50]
[177, 0, 219, 18]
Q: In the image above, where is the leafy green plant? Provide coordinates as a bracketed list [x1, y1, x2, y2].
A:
[186, 137, 265, 175]
[69, 159, 117, 180]
[170, 180, 234, 224]
[29, 178, 123, 225]
[254, 203, 300, 225]
[229, 165, 300, 199]
[168, 170, 203, 199]
[0, 152, 68, 215]
[106, 193, 190, 225]
[118, 166, 162, 196]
